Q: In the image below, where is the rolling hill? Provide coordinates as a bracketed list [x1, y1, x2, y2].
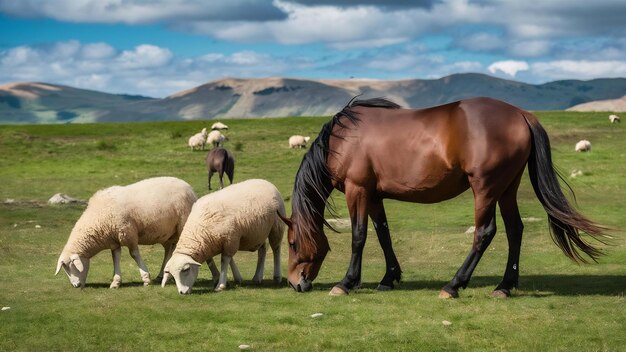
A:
[2, 74, 625, 123]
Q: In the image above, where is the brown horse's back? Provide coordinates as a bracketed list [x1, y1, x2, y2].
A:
[327, 97, 532, 203]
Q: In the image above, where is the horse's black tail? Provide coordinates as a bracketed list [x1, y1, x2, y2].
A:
[523, 113, 607, 263]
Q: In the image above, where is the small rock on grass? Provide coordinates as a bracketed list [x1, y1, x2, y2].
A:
[238, 344, 251, 350]
[442, 320, 452, 327]
[310, 313, 323, 318]
[2, 307, 10, 311]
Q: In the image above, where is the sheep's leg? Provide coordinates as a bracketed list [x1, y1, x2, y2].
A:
[216, 255, 232, 291]
[252, 242, 267, 285]
[230, 259, 243, 285]
[156, 241, 176, 282]
[128, 246, 151, 286]
[272, 244, 282, 285]
[207, 258, 220, 285]
[110, 247, 122, 289]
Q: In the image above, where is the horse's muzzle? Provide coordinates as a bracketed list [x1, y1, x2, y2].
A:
[290, 278, 313, 292]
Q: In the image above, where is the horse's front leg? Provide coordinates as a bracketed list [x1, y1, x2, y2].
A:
[368, 198, 402, 290]
[331, 185, 369, 296]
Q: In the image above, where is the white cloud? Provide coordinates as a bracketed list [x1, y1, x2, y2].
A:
[116, 45, 173, 69]
[488, 60, 530, 77]
[509, 40, 551, 57]
[0, 41, 306, 97]
[530, 60, 626, 80]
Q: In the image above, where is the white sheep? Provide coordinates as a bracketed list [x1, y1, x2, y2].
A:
[55, 177, 197, 289]
[575, 139, 592, 152]
[162, 179, 285, 294]
[289, 135, 311, 149]
[609, 114, 621, 123]
[206, 130, 226, 148]
[211, 122, 229, 130]
[188, 128, 208, 150]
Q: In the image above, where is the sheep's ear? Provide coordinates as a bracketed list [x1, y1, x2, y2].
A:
[55, 257, 65, 276]
[161, 272, 171, 288]
[277, 212, 292, 228]
[70, 254, 84, 272]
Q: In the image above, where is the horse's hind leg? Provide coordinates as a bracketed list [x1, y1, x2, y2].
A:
[440, 193, 498, 298]
[494, 173, 524, 298]
[368, 197, 402, 290]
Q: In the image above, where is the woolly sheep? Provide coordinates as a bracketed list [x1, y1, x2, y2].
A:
[55, 177, 197, 289]
[609, 114, 620, 123]
[188, 128, 209, 151]
[575, 139, 592, 152]
[211, 122, 229, 130]
[162, 179, 285, 294]
[206, 130, 226, 148]
[289, 135, 310, 148]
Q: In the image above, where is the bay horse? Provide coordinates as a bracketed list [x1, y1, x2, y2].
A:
[278, 97, 606, 298]
[205, 147, 234, 190]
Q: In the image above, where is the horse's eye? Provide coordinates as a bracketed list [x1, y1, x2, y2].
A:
[289, 241, 297, 251]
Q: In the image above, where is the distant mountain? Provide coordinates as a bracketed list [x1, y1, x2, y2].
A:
[0, 82, 155, 124]
[567, 95, 626, 112]
[2, 74, 626, 124]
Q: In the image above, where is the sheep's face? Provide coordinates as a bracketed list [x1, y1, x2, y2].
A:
[55, 254, 90, 288]
[162, 254, 201, 294]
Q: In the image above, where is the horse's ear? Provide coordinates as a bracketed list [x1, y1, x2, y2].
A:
[277, 211, 292, 228]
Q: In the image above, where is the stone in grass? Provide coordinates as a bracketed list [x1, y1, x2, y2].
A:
[310, 313, 323, 318]
[2, 307, 10, 311]
[238, 344, 251, 350]
[442, 320, 452, 327]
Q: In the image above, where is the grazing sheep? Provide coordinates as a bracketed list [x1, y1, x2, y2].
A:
[289, 135, 311, 149]
[206, 147, 235, 190]
[188, 128, 208, 151]
[55, 177, 197, 289]
[162, 179, 285, 294]
[575, 140, 592, 152]
[211, 122, 229, 130]
[609, 114, 621, 123]
[206, 130, 225, 148]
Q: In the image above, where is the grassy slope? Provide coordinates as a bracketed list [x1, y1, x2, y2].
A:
[0, 112, 624, 351]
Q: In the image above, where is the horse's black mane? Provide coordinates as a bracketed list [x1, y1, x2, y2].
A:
[291, 97, 401, 253]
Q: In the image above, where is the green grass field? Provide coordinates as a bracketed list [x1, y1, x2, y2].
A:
[0, 111, 624, 351]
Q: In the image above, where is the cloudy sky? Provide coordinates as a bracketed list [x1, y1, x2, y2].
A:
[1, 0, 625, 97]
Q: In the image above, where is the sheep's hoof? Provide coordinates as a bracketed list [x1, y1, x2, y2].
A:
[329, 286, 348, 296]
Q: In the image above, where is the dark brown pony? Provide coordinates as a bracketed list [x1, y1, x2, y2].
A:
[205, 147, 234, 190]
[279, 97, 606, 298]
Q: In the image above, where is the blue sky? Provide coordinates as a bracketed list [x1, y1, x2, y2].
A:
[1, 0, 625, 97]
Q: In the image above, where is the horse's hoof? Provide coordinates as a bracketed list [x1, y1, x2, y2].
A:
[329, 286, 348, 296]
[215, 284, 226, 292]
[438, 289, 459, 299]
[109, 281, 121, 289]
[377, 284, 393, 291]
[492, 289, 511, 298]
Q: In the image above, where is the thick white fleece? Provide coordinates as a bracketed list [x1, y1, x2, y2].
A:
[173, 179, 285, 263]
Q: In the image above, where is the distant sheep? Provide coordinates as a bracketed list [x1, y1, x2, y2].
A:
[575, 140, 592, 152]
[609, 114, 621, 123]
[207, 130, 226, 148]
[211, 122, 229, 130]
[162, 179, 285, 294]
[206, 147, 234, 190]
[55, 177, 197, 289]
[188, 128, 208, 151]
[289, 135, 310, 149]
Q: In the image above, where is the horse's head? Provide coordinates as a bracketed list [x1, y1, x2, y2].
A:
[279, 214, 329, 292]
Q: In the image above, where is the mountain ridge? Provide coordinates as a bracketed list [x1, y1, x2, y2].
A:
[2, 73, 625, 123]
